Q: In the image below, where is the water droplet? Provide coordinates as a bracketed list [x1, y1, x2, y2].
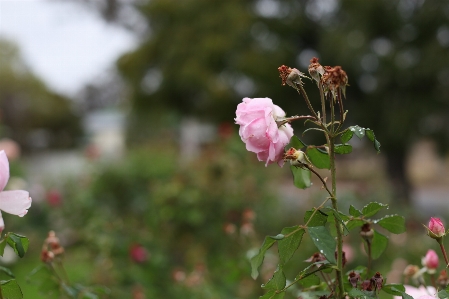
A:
[320, 250, 324, 253]
[315, 239, 319, 241]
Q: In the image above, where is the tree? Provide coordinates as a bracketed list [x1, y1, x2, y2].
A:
[75, 0, 449, 202]
[0, 39, 82, 150]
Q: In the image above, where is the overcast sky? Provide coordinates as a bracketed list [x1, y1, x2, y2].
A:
[0, 0, 137, 95]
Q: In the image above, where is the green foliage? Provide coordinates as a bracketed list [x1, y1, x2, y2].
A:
[0, 233, 29, 258]
[308, 227, 336, 264]
[251, 236, 277, 279]
[306, 147, 330, 169]
[290, 165, 311, 189]
[277, 227, 305, 265]
[0, 279, 23, 299]
[368, 230, 389, 260]
[262, 266, 286, 291]
[361, 202, 388, 218]
[376, 215, 406, 234]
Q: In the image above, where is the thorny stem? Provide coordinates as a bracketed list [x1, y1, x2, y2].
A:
[328, 93, 345, 298]
[304, 164, 333, 198]
[277, 115, 317, 128]
[295, 85, 320, 124]
[437, 239, 449, 267]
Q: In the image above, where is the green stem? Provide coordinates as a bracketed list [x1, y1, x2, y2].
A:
[329, 97, 344, 298]
[366, 240, 372, 275]
[437, 238, 449, 267]
[295, 84, 320, 122]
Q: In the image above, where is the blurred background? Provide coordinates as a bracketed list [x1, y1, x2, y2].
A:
[1, 0, 449, 298]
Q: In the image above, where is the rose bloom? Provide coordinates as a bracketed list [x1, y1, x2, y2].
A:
[428, 217, 445, 238]
[0, 150, 32, 231]
[235, 97, 293, 166]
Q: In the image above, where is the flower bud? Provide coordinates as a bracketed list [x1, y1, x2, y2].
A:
[426, 217, 445, 240]
[283, 148, 310, 167]
[403, 264, 420, 278]
[422, 249, 439, 274]
[360, 223, 374, 241]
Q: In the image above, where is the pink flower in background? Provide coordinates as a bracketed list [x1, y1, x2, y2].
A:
[0, 150, 31, 231]
[427, 217, 445, 239]
[130, 244, 148, 263]
[422, 249, 439, 271]
[393, 286, 436, 299]
[235, 97, 293, 166]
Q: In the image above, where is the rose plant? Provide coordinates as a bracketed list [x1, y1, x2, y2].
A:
[235, 59, 449, 299]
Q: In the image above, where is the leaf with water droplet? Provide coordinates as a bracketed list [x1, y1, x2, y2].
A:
[308, 226, 336, 264]
[262, 265, 286, 291]
[350, 125, 365, 139]
[362, 202, 388, 218]
[290, 165, 311, 189]
[340, 129, 354, 144]
[377, 215, 406, 234]
[250, 236, 276, 279]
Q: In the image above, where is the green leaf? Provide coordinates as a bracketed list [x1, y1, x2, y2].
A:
[262, 266, 286, 290]
[346, 219, 365, 231]
[305, 147, 330, 169]
[382, 284, 405, 295]
[0, 238, 7, 256]
[438, 290, 449, 299]
[250, 236, 277, 279]
[365, 129, 381, 153]
[298, 274, 320, 288]
[277, 226, 305, 264]
[362, 202, 388, 218]
[341, 129, 354, 143]
[286, 136, 306, 150]
[0, 266, 15, 278]
[290, 166, 311, 189]
[349, 125, 366, 139]
[304, 209, 328, 227]
[369, 230, 389, 260]
[6, 234, 29, 258]
[0, 279, 23, 299]
[334, 144, 352, 154]
[349, 205, 362, 217]
[27, 265, 59, 295]
[308, 226, 336, 264]
[327, 208, 350, 235]
[377, 215, 406, 234]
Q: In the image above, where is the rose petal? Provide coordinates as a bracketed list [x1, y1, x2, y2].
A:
[0, 150, 10, 192]
[0, 190, 32, 217]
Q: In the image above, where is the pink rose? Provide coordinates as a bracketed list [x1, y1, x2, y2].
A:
[0, 150, 32, 231]
[428, 217, 445, 239]
[235, 97, 293, 166]
[422, 249, 439, 271]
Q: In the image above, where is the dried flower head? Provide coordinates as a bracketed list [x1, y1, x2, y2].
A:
[278, 65, 308, 87]
[348, 271, 361, 288]
[321, 66, 348, 99]
[308, 57, 325, 83]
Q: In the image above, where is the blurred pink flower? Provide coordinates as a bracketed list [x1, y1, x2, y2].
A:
[422, 249, 439, 271]
[427, 217, 445, 239]
[394, 286, 436, 299]
[0, 150, 31, 231]
[235, 97, 293, 166]
[130, 244, 148, 263]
